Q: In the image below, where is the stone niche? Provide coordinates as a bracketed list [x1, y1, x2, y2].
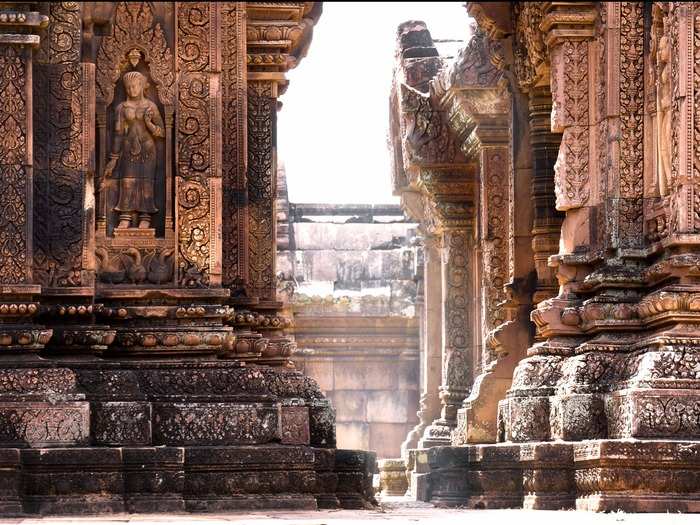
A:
[0, 1, 375, 516]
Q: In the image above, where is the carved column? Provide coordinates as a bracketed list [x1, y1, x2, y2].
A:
[221, 2, 248, 293]
[529, 86, 562, 304]
[422, 222, 475, 445]
[412, 235, 443, 450]
[0, 5, 51, 351]
[176, 1, 222, 288]
[247, 78, 278, 303]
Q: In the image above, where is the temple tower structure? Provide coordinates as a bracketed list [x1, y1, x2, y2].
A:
[0, 1, 375, 515]
[390, 2, 700, 512]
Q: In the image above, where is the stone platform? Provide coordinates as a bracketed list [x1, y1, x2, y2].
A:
[0, 358, 376, 516]
[424, 441, 700, 513]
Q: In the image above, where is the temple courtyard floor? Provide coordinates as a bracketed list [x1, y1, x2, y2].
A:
[3, 500, 698, 524]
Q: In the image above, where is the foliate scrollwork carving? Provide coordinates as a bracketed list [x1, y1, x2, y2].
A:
[176, 2, 214, 287]
[0, 46, 28, 285]
[442, 230, 472, 391]
[248, 81, 276, 299]
[222, 3, 247, 289]
[512, 3, 547, 92]
[37, 2, 81, 65]
[481, 149, 508, 333]
[618, 2, 645, 247]
[96, 2, 174, 106]
[400, 84, 459, 166]
[33, 60, 91, 288]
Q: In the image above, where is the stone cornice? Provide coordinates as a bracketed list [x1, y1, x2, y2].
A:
[246, 2, 321, 90]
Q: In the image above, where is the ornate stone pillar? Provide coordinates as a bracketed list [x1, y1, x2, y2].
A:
[528, 86, 562, 305]
[0, 4, 51, 351]
[412, 235, 444, 449]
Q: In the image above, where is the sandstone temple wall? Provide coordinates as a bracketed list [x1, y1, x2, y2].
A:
[276, 182, 421, 458]
[386, 3, 700, 511]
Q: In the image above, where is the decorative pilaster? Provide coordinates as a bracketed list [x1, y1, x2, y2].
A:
[221, 2, 248, 292]
[529, 86, 562, 304]
[0, 4, 51, 351]
[247, 78, 278, 302]
[414, 236, 446, 449]
[176, 1, 222, 288]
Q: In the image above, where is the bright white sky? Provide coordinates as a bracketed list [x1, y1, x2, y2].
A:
[277, 2, 471, 204]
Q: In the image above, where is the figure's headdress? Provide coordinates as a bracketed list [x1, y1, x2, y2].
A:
[123, 71, 147, 87]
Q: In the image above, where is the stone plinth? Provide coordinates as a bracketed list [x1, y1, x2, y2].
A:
[378, 458, 408, 497]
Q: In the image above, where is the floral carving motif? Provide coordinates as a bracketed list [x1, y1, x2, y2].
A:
[618, 3, 645, 247]
[442, 230, 472, 391]
[248, 81, 276, 299]
[177, 2, 214, 286]
[96, 2, 174, 106]
[222, 4, 247, 289]
[512, 3, 546, 92]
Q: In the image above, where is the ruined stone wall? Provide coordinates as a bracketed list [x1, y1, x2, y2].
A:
[277, 194, 420, 458]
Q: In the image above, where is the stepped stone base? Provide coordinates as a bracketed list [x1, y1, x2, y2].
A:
[423, 440, 700, 512]
[0, 359, 377, 516]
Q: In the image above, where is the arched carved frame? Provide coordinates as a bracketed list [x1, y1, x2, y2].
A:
[94, 2, 175, 240]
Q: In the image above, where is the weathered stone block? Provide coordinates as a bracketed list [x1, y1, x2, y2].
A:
[501, 396, 551, 442]
[550, 394, 606, 441]
[21, 448, 124, 515]
[466, 444, 523, 509]
[0, 449, 20, 515]
[309, 401, 336, 447]
[92, 402, 152, 446]
[335, 449, 377, 509]
[331, 390, 367, 422]
[367, 390, 411, 423]
[335, 422, 369, 451]
[278, 405, 310, 445]
[574, 440, 700, 512]
[153, 403, 277, 446]
[427, 446, 469, 507]
[0, 402, 89, 447]
[123, 447, 185, 513]
[520, 442, 575, 510]
[184, 446, 318, 511]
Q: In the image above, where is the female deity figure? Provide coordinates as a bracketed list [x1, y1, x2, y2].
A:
[104, 71, 164, 229]
[656, 32, 672, 197]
